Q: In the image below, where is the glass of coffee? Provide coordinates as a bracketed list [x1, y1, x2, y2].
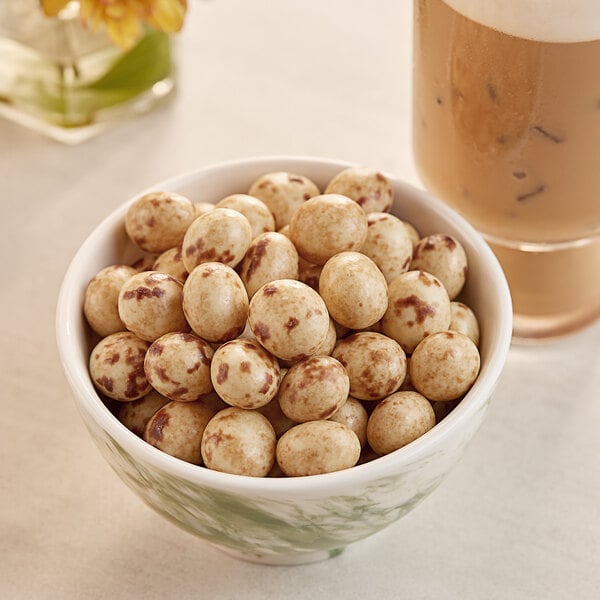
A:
[412, 0, 600, 340]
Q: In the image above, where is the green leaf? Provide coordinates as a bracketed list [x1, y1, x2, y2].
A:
[86, 30, 172, 92]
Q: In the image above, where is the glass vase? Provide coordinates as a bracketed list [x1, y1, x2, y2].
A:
[0, 0, 175, 143]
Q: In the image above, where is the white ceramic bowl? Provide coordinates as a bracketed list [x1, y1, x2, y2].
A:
[56, 156, 512, 565]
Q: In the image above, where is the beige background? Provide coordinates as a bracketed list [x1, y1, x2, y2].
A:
[1, 1, 599, 598]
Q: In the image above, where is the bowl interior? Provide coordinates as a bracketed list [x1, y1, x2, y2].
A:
[56, 155, 512, 493]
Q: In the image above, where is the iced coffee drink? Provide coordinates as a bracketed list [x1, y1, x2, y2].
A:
[413, 0, 600, 339]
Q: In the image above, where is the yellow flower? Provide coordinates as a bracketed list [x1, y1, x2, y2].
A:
[41, 0, 187, 49]
[40, 0, 69, 15]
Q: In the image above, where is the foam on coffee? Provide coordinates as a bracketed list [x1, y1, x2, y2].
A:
[442, 0, 600, 42]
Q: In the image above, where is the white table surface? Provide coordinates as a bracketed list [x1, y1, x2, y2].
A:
[2, 2, 599, 598]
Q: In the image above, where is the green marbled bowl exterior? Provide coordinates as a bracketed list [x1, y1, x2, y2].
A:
[80, 397, 489, 562]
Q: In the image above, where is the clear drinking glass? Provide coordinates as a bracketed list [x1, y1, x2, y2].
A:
[0, 0, 175, 143]
[412, 0, 600, 340]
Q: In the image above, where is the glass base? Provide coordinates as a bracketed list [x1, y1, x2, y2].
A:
[511, 308, 600, 344]
[487, 235, 600, 342]
[0, 77, 175, 144]
[0, 1, 175, 143]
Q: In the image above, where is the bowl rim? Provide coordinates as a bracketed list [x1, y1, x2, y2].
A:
[56, 154, 512, 495]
